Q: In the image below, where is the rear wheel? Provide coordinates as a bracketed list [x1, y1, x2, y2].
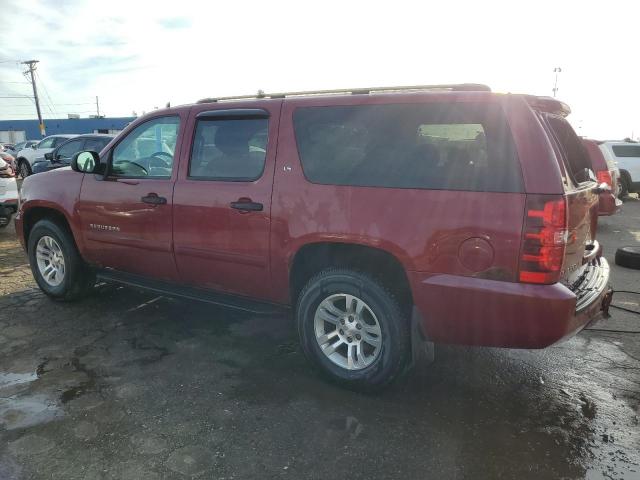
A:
[18, 159, 31, 178]
[296, 268, 409, 391]
[27, 219, 94, 300]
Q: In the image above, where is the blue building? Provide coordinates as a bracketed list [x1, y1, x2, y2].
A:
[0, 117, 135, 143]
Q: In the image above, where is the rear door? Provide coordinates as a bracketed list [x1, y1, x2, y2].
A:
[540, 113, 599, 284]
[172, 102, 282, 300]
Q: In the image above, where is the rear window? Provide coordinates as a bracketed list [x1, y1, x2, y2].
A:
[293, 102, 523, 192]
[612, 145, 640, 158]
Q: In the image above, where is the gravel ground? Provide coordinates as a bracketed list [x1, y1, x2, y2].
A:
[0, 198, 639, 480]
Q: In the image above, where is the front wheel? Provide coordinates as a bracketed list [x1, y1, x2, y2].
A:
[296, 268, 409, 391]
[27, 219, 95, 300]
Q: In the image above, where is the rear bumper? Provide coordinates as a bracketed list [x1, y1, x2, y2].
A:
[409, 258, 611, 349]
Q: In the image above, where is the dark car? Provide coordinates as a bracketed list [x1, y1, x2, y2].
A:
[31, 134, 115, 174]
[16, 84, 612, 390]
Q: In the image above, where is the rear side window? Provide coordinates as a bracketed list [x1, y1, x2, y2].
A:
[293, 102, 522, 192]
[189, 118, 268, 181]
[612, 145, 640, 157]
[544, 115, 590, 180]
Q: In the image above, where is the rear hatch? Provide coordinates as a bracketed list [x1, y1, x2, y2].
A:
[537, 112, 600, 286]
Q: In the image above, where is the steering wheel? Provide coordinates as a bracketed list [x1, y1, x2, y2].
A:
[116, 160, 148, 175]
[149, 151, 172, 169]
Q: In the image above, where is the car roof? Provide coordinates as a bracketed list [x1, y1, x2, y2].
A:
[600, 141, 639, 146]
[64, 133, 115, 139]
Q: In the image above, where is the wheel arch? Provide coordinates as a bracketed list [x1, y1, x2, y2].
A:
[22, 206, 83, 255]
[288, 241, 413, 314]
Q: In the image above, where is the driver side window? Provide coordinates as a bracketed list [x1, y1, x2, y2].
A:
[111, 116, 180, 178]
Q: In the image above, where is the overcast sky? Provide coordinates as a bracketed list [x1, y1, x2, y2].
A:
[1, 0, 638, 140]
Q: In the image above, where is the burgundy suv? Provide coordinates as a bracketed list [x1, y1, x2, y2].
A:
[16, 85, 612, 389]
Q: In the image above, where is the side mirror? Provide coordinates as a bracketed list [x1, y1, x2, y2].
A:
[32, 144, 38, 149]
[44, 152, 53, 161]
[71, 151, 100, 173]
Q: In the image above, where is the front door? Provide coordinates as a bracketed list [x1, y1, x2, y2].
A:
[77, 114, 185, 281]
[172, 102, 282, 300]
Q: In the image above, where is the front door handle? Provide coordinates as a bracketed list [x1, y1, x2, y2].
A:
[230, 198, 263, 212]
[141, 193, 167, 205]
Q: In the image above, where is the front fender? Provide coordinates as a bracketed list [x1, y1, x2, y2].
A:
[18, 168, 86, 255]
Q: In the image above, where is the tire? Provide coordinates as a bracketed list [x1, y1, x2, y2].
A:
[18, 159, 31, 178]
[620, 177, 629, 197]
[27, 219, 95, 300]
[615, 246, 640, 270]
[296, 268, 410, 391]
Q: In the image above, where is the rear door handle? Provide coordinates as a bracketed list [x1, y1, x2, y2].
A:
[230, 199, 263, 212]
[141, 193, 167, 205]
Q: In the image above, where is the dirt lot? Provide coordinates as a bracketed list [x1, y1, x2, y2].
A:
[1, 200, 639, 480]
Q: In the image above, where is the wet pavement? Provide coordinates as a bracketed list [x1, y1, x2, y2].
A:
[0, 199, 639, 480]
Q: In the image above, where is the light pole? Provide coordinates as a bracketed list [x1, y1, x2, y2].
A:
[552, 67, 562, 98]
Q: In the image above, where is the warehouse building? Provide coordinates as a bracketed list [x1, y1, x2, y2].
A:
[0, 117, 135, 143]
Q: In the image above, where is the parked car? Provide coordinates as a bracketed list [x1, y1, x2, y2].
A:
[0, 158, 18, 228]
[15, 85, 611, 389]
[12, 140, 38, 153]
[599, 141, 640, 197]
[1, 143, 16, 152]
[31, 134, 115, 175]
[15, 134, 78, 177]
[581, 138, 621, 215]
[0, 150, 17, 174]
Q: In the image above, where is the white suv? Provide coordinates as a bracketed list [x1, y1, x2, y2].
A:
[15, 134, 78, 177]
[599, 141, 640, 196]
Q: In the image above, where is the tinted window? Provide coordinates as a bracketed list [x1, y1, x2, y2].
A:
[189, 118, 268, 180]
[84, 137, 111, 152]
[53, 137, 73, 147]
[545, 115, 591, 179]
[612, 145, 640, 158]
[56, 139, 84, 160]
[293, 103, 522, 192]
[112, 116, 179, 178]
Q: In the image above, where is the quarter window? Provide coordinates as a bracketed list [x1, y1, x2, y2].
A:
[293, 103, 522, 192]
[189, 118, 268, 181]
[111, 116, 179, 178]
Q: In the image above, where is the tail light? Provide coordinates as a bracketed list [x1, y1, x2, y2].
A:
[519, 195, 568, 284]
[596, 170, 612, 189]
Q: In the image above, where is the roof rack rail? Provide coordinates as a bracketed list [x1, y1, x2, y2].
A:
[196, 83, 491, 104]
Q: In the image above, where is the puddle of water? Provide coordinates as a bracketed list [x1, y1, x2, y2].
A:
[0, 372, 38, 390]
[0, 394, 62, 430]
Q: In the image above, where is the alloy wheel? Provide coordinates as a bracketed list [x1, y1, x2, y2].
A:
[313, 293, 382, 370]
[35, 235, 66, 287]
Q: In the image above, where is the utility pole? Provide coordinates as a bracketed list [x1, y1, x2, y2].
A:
[552, 67, 562, 98]
[96, 96, 101, 117]
[22, 60, 45, 136]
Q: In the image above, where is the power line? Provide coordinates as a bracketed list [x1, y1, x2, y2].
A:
[35, 70, 58, 117]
